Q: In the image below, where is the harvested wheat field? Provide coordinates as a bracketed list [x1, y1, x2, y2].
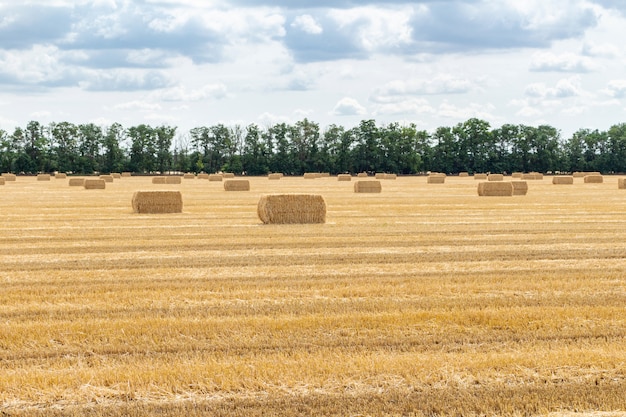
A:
[1, 175, 625, 417]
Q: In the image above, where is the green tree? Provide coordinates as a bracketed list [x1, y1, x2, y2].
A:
[127, 124, 156, 173]
[50, 121, 78, 173]
[242, 124, 268, 175]
[155, 125, 176, 173]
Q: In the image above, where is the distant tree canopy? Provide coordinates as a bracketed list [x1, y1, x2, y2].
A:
[1, 118, 625, 175]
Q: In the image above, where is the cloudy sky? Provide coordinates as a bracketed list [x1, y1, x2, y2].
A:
[1, 0, 625, 138]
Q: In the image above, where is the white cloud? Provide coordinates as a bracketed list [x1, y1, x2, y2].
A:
[370, 75, 474, 103]
[602, 80, 626, 98]
[332, 97, 367, 116]
[153, 84, 228, 101]
[113, 101, 162, 111]
[525, 77, 584, 99]
[581, 41, 621, 58]
[529, 52, 598, 72]
[291, 14, 323, 34]
[372, 98, 434, 116]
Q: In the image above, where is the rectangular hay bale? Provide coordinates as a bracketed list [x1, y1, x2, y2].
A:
[427, 175, 445, 184]
[354, 180, 382, 193]
[477, 181, 513, 196]
[84, 179, 106, 189]
[511, 181, 528, 196]
[55, 173, 67, 179]
[208, 174, 223, 181]
[132, 191, 183, 214]
[99, 175, 114, 183]
[553, 176, 574, 185]
[619, 178, 626, 189]
[584, 174, 603, 183]
[474, 173, 488, 180]
[37, 174, 51, 181]
[0, 177, 5, 185]
[268, 173, 282, 180]
[183, 173, 196, 179]
[257, 194, 326, 224]
[69, 178, 85, 187]
[223, 173, 235, 178]
[488, 174, 504, 181]
[337, 174, 352, 181]
[166, 176, 182, 184]
[1, 173, 16, 181]
[152, 176, 168, 184]
[224, 179, 250, 191]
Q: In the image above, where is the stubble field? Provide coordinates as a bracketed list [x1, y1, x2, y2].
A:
[1, 174, 625, 416]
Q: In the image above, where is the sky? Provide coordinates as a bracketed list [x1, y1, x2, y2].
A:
[1, 0, 625, 139]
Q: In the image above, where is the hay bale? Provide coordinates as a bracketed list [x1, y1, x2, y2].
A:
[459, 172, 469, 177]
[223, 173, 235, 179]
[619, 178, 626, 189]
[357, 172, 369, 177]
[183, 173, 196, 179]
[584, 174, 603, 183]
[337, 174, 352, 181]
[224, 179, 250, 191]
[303, 172, 319, 179]
[197, 173, 210, 180]
[574, 171, 600, 178]
[69, 178, 85, 187]
[132, 191, 183, 214]
[208, 174, 223, 181]
[511, 181, 528, 196]
[37, 174, 51, 181]
[375, 173, 386, 179]
[427, 175, 446, 184]
[488, 174, 504, 181]
[1, 173, 16, 181]
[111, 173, 122, 179]
[0, 177, 5, 185]
[257, 194, 326, 224]
[55, 173, 67, 179]
[268, 173, 282, 180]
[84, 179, 106, 189]
[385, 173, 397, 180]
[121, 172, 132, 177]
[152, 176, 168, 184]
[320, 172, 330, 177]
[99, 175, 114, 183]
[474, 173, 488, 180]
[354, 180, 382, 193]
[477, 181, 513, 196]
[166, 176, 182, 184]
[553, 176, 574, 185]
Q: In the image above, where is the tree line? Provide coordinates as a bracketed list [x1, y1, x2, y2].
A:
[1, 118, 626, 175]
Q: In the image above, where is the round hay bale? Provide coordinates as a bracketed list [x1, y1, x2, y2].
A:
[488, 174, 504, 181]
[268, 173, 282, 180]
[37, 174, 51, 181]
[337, 174, 352, 181]
[208, 174, 223, 181]
[427, 175, 445, 184]
[224, 179, 250, 191]
[132, 191, 183, 214]
[99, 175, 114, 183]
[152, 176, 168, 184]
[183, 173, 196, 179]
[84, 179, 106, 189]
[1, 173, 16, 181]
[511, 181, 528, 196]
[55, 173, 67, 179]
[553, 176, 574, 185]
[257, 194, 326, 224]
[354, 180, 382, 193]
[197, 173, 210, 180]
[474, 173, 488, 180]
[166, 176, 182, 184]
[619, 178, 626, 189]
[477, 181, 513, 196]
[584, 174, 603, 183]
[68, 178, 85, 187]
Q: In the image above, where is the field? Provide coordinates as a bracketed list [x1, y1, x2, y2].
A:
[1, 174, 625, 416]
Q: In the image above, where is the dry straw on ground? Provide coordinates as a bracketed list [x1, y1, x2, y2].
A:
[337, 174, 352, 181]
[132, 191, 183, 214]
[208, 174, 223, 182]
[427, 174, 446, 184]
[584, 174, 603, 183]
[84, 179, 106, 189]
[478, 181, 514, 196]
[553, 176, 574, 185]
[511, 181, 528, 195]
[354, 180, 382, 193]
[68, 178, 85, 187]
[99, 175, 114, 183]
[257, 194, 326, 224]
[37, 174, 51, 181]
[488, 173, 504, 181]
[224, 179, 250, 191]
[268, 173, 282, 180]
[474, 173, 488, 180]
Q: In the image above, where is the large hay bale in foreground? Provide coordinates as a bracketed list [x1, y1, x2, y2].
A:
[208, 174, 223, 182]
[99, 175, 114, 183]
[257, 194, 326, 224]
[132, 191, 183, 214]
[553, 176, 574, 185]
[84, 179, 106, 189]
[584, 174, 603, 183]
[268, 173, 282, 180]
[511, 181, 528, 196]
[1, 173, 16, 181]
[55, 173, 67, 179]
[488, 174, 504, 181]
[427, 175, 445, 184]
[152, 176, 167, 184]
[224, 179, 250, 191]
[337, 174, 352, 181]
[477, 181, 513, 196]
[37, 174, 51, 181]
[619, 178, 626, 189]
[354, 180, 382, 193]
[69, 178, 85, 187]
[474, 173, 487, 180]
